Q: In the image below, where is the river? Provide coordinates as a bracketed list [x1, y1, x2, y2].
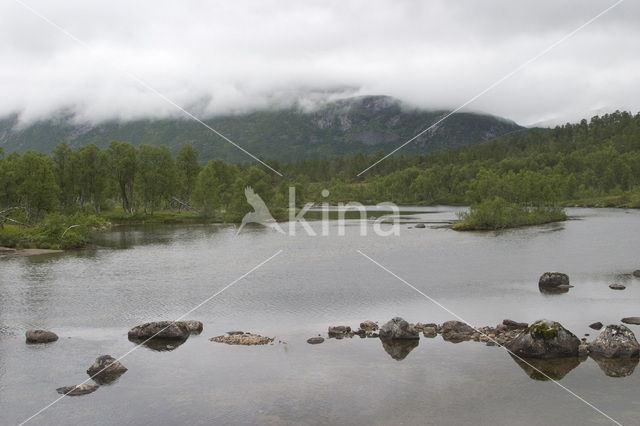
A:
[1, 207, 639, 425]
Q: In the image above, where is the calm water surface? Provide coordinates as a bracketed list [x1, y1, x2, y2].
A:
[1, 207, 640, 425]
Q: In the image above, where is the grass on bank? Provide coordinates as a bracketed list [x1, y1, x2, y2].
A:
[453, 197, 567, 231]
[0, 213, 109, 249]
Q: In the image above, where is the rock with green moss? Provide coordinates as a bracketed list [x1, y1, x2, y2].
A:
[505, 319, 580, 358]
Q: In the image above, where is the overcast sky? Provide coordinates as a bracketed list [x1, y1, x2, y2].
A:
[1, 0, 638, 127]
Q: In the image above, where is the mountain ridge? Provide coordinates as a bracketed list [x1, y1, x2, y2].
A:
[0, 95, 523, 163]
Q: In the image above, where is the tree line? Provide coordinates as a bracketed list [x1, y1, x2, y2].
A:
[0, 142, 291, 223]
[1, 110, 640, 225]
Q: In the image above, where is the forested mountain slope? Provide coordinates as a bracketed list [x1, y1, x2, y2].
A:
[0, 96, 522, 163]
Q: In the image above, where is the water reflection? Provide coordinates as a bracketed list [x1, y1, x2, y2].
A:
[590, 355, 639, 378]
[379, 338, 419, 361]
[538, 285, 571, 295]
[128, 337, 187, 352]
[510, 355, 581, 381]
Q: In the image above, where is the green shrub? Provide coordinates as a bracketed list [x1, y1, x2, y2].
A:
[453, 197, 566, 230]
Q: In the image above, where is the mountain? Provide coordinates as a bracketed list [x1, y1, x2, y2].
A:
[0, 96, 523, 163]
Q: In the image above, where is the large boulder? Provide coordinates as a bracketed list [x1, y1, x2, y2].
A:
[538, 272, 572, 293]
[505, 319, 580, 358]
[25, 329, 58, 344]
[379, 317, 419, 340]
[86, 355, 128, 384]
[588, 324, 640, 358]
[128, 321, 190, 341]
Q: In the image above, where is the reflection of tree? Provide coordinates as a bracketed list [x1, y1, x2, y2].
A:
[590, 355, 639, 378]
[509, 354, 580, 381]
[380, 338, 419, 361]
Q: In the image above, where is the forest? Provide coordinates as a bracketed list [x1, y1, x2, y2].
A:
[1, 110, 639, 247]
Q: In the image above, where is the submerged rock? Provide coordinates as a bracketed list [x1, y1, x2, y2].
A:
[621, 317, 640, 326]
[210, 332, 274, 346]
[505, 319, 580, 359]
[56, 384, 99, 396]
[589, 322, 604, 330]
[380, 338, 419, 361]
[609, 283, 626, 290]
[307, 337, 324, 344]
[588, 324, 640, 358]
[379, 317, 419, 340]
[128, 321, 190, 340]
[86, 355, 128, 384]
[26, 329, 58, 344]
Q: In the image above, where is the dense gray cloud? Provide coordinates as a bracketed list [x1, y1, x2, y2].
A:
[0, 0, 638, 126]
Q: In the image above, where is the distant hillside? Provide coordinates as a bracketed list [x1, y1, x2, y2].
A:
[0, 96, 523, 163]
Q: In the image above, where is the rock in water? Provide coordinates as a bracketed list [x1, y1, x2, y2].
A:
[210, 332, 274, 345]
[359, 321, 378, 332]
[588, 324, 640, 358]
[56, 384, 99, 396]
[128, 321, 190, 340]
[414, 223, 426, 228]
[307, 337, 324, 344]
[505, 319, 580, 358]
[502, 319, 528, 330]
[621, 317, 640, 325]
[379, 317, 419, 340]
[25, 330, 58, 344]
[589, 322, 604, 330]
[423, 327, 437, 338]
[538, 272, 572, 292]
[183, 320, 203, 334]
[633, 270, 640, 278]
[609, 283, 626, 290]
[440, 320, 475, 343]
[328, 325, 353, 338]
[86, 355, 128, 384]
